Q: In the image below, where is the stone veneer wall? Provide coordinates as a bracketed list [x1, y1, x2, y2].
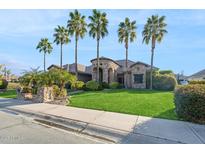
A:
[33, 87, 54, 103]
[91, 59, 119, 83]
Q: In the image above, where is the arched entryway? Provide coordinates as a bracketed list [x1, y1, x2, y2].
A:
[99, 68, 103, 83]
[108, 68, 113, 84]
[93, 67, 103, 83]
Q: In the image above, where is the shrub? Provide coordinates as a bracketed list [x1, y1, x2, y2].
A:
[174, 84, 205, 124]
[109, 82, 120, 89]
[98, 83, 104, 91]
[21, 86, 32, 93]
[146, 70, 159, 89]
[153, 74, 177, 91]
[52, 85, 67, 98]
[101, 82, 110, 89]
[71, 81, 85, 90]
[159, 70, 174, 75]
[0, 79, 8, 89]
[189, 80, 205, 85]
[52, 85, 61, 97]
[86, 80, 99, 91]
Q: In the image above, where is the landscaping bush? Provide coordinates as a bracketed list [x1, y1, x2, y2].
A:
[101, 82, 110, 89]
[174, 84, 205, 124]
[21, 86, 32, 93]
[153, 74, 177, 91]
[189, 80, 205, 85]
[0, 79, 8, 89]
[146, 70, 159, 89]
[52, 85, 67, 98]
[109, 82, 120, 89]
[146, 70, 176, 89]
[86, 80, 99, 91]
[97, 83, 104, 91]
[71, 81, 85, 90]
[159, 70, 174, 75]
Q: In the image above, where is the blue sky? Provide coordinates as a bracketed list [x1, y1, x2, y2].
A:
[0, 9, 204, 76]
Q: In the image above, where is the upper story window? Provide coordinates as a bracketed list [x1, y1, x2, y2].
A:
[134, 74, 143, 84]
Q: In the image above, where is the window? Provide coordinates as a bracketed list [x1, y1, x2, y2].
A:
[134, 74, 143, 84]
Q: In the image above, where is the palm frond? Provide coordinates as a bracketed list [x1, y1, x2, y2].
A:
[88, 9, 108, 40]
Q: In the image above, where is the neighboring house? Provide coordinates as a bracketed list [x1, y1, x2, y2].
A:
[48, 56, 158, 89]
[47, 64, 92, 83]
[187, 69, 205, 81]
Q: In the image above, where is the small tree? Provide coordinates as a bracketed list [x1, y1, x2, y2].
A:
[36, 38, 53, 72]
[47, 68, 76, 90]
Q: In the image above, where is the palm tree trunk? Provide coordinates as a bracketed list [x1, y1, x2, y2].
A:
[44, 52, 46, 72]
[60, 43, 63, 68]
[75, 36, 78, 80]
[96, 38, 100, 83]
[125, 43, 128, 88]
[150, 47, 154, 90]
[125, 43, 128, 68]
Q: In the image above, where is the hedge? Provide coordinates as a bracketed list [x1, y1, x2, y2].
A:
[72, 81, 85, 90]
[174, 84, 205, 124]
[0, 79, 8, 89]
[189, 80, 205, 85]
[86, 80, 99, 91]
[153, 74, 177, 91]
[109, 82, 120, 89]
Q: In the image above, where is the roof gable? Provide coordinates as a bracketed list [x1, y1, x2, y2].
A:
[90, 56, 122, 66]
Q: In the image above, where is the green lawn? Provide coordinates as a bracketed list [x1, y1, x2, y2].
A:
[69, 89, 177, 120]
[0, 90, 17, 98]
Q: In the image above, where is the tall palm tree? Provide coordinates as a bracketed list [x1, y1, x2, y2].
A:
[118, 17, 137, 88]
[53, 25, 70, 68]
[67, 10, 87, 79]
[142, 15, 167, 89]
[88, 9, 108, 83]
[6, 69, 11, 81]
[36, 38, 53, 72]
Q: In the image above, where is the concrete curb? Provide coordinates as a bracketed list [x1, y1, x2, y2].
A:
[5, 108, 123, 143]
[5, 107, 183, 144]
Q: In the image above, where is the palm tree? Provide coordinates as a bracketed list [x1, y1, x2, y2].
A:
[53, 25, 70, 68]
[36, 38, 53, 72]
[118, 18, 137, 87]
[88, 9, 108, 83]
[6, 69, 11, 81]
[142, 15, 167, 90]
[67, 10, 87, 79]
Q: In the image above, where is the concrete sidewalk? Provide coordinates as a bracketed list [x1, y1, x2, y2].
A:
[2, 98, 205, 144]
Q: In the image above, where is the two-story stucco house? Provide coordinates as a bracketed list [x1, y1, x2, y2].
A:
[48, 56, 158, 89]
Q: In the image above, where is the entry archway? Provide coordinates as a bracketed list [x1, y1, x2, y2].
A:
[108, 68, 113, 84]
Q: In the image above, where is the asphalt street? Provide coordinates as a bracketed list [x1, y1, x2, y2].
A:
[0, 109, 104, 144]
